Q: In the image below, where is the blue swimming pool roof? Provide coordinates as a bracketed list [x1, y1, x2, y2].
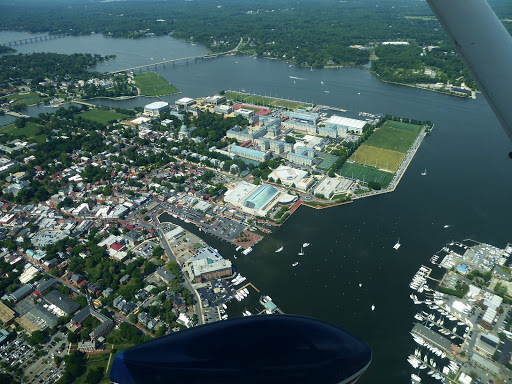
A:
[242, 184, 279, 210]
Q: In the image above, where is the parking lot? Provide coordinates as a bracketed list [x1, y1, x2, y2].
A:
[201, 216, 245, 242]
[197, 279, 236, 323]
[0, 332, 66, 384]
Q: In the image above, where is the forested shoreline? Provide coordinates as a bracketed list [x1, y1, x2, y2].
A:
[0, 0, 510, 89]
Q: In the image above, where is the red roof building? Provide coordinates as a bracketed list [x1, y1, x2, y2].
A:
[110, 242, 124, 251]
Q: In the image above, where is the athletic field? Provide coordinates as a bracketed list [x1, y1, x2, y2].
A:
[225, 92, 307, 110]
[317, 154, 340, 170]
[382, 120, 422, 133]
[350, 145, 405, 172]
[339, 162, 394, 187]
[80, 110, 129, 125]
[133, 72, 179, 96]
[365, 126, 419, 153]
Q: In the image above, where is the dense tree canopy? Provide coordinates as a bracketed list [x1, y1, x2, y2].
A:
[0, 0, 509, 85]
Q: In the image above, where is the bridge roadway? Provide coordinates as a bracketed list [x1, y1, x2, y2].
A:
[109, 52, 229, 74]
[0, 109, 30, 118]
[1, 34, 69, 47]
[110, 37, 244, 75]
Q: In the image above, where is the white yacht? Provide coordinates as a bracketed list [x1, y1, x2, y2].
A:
[275, 246, 284, 253]
[292, 262, 299, 267]
[393, 238, 401, 250]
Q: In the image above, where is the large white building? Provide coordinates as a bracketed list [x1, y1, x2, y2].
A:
[313, 176, 353, 199]
[214, 105, 233, 114]
[224, 182, 285, 217]
[144, 101, 169, 116]
[268, 165, 314, 190]
[176, 97, 196, 110]
[325, 115, 367, 135]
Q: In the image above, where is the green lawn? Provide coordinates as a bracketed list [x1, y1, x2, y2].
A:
[80, 110, 129, 125]
[72, 342, 136, 384]
[382, 120, 422, 133]
[364, 126, 419, 153]
[133, 72, 179, 96]
[350, 144, 405, 172]
[339, 162, 394, 187]
[0, 122, 46, 143]
[225, 91, 307, 110]
[4, 92, 50, 105]
[73, 353, 111, 384]
[317, 154, 340, 170]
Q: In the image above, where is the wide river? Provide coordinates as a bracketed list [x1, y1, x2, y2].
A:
[2, 32, 512, 383]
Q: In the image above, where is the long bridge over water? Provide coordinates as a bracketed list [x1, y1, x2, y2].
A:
[109, 52, 231, 75]
[110, 36, 244, 75]
[1, 34, 69, 47]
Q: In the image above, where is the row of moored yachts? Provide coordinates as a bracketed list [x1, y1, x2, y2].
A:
[234, 287, 250, 302]
[409, 266, 430, 293]
[231, 274, 247, 286]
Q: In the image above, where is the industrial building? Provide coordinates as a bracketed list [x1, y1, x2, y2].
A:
[287, 146, 315, 166]
[480, 294, 502, 330]
[229, 145, 270, 162]
[144, 101, 170, 116]
[474, 333, 499, 356]
[325, 115, 367, 136]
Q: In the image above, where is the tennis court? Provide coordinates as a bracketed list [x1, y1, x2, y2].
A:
[317, 154, 340, 170]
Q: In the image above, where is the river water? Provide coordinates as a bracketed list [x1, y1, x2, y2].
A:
[2, 32, 512, 383]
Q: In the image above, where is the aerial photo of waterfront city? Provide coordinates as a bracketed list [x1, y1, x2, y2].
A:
[0, 0, 511, 383]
